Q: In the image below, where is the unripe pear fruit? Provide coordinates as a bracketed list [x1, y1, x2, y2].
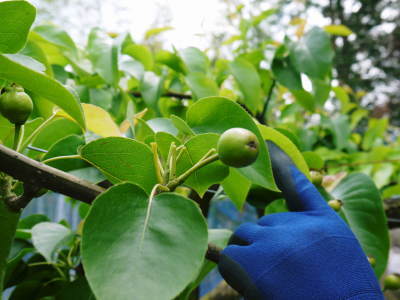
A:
[217, 128, 259, 168]
[328, 199, 343, 212]
[310, 170, 323, 186]
[384, 274, 400, 290]
[0, 87, 33, 125]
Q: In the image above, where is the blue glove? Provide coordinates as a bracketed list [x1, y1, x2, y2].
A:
[218, 141, 383, 300]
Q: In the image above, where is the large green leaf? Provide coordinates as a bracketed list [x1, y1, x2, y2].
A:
[87, 28, 119, 87]
[289, 27, 334, 79]
[31, 222, 74, 262]
[186, 73, 219, 100]
[0, 0, 36, 54]
[79, 137, 157, 193]
[0, 54, 85, 128]
[187, 97, 278, 191]
[180, 47, 209, 74]
[331, 173, 390, 278]
[177, 133, 229, 196]
[82, 183, 208, 300]
[229, 58, 263, 114]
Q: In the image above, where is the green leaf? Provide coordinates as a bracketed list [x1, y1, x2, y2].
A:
[372, 163, 394, 189]
[222, 168, 252, 210]
[362, 118, 388, 150]
[147, 118, 178, 136]
[302, 151, 324, 170]
[123, 44, 154, 70]
[0, 0, 36, 53]
[180, 47, 209, 74]
[79, 137, 157, 193]
[87, 28, 119, 87]
[56, 277, 94, 300]
[134, 118, 155, 143]
[140, 71, 164, 114]
[82, 183, 208, 300]
[177, 133, 229, 196]
[229, 58, 263, 114]
[18, 214, 50, 230]
[258, 125, 310, 179]
[171, 115, 195, 139]
[324, 25, 353, 36]
[291, 89, 315, 111]
[312, 79, 331, 106]
[155, 50, 187, 74]
[0, 54, 85, 128]
[271, 57, 302, 90]
[289, 27, 334, 79]
[119, 59, 145, 80]
[89, 88, 113, 110]
[155, 132, 182, 161]
[383, 184, 400, 199]
[328, 115, 352, 151]
[33, 24, 79, 60]
[31, 222, 73, 262]
[186, 97, 278, 191]
[331, 173, 390, 278]
[0, 201, 20, 298]
[42, 135, 87, 171]
[145, 26, 174, 40]
[179, 229, 232, 299]
[186, 72, 219, 100]
[20, 39, 53, 76]
[27, 118, 82, 159]
[251, 9, 277, 26]
[265, 199, 287, 215]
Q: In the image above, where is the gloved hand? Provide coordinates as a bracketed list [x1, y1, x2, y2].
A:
[218, 141, 383, 300]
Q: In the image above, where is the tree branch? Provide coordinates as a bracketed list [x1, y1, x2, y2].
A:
[131, 91, 192, 100]
[256, 79, 276, 125]
[0, 144, 104, 204]
[0, 144, 221, 263]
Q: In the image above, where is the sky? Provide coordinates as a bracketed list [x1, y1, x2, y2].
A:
[31, 0, 329, 50]
[32, 0, 234, 49]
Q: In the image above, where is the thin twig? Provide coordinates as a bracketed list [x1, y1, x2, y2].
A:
[257, 79, 276, 125]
